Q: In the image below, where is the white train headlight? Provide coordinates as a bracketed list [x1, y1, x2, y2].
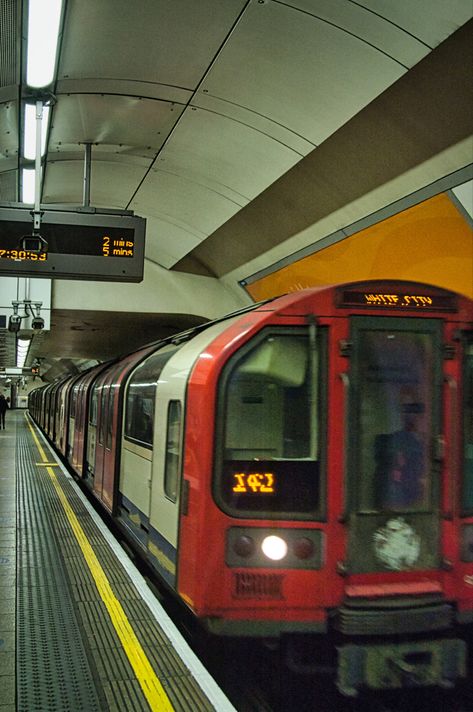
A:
[261, 535, 288, 561]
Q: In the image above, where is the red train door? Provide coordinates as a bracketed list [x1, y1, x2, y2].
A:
[344, 315, 444, 575]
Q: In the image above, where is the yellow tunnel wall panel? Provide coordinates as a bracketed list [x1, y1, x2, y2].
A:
[246, 193, 473, 301]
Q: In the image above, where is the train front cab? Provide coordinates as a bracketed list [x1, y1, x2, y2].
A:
[176, 281, 473, 696]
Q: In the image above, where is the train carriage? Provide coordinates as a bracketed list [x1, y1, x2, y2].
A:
[29, 280, 473, 696]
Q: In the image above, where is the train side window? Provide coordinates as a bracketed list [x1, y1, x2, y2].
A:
[124, 346, 178, 449]
[462, 336, 473, 513]
[164, 401, 182, 502]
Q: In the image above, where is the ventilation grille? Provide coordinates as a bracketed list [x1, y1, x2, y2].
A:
[0, 0, 18, 87]
[334, 602, 453, 636]
[233, 572, 284, 599]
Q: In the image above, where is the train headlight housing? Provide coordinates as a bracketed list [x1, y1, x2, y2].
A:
[226, 528, 324, 569]
[233, 535, 255, 558]
[293, 536, 315, 560]
[261, 535, 288, 561]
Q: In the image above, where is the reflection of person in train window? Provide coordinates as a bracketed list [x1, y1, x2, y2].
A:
[374, 402, 425, 509]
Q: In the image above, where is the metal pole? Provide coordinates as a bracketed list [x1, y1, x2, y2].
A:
[83, 142, 92, 207]
[34, 100, 43, 230]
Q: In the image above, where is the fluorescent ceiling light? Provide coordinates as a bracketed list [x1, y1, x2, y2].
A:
[17, 338, 31, 368]
[23, 103, 50, 160]
[21, 168, 36, 204]
[26, 0, 63, 88]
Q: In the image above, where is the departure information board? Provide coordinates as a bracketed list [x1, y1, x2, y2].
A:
[0, 205, 146, 282]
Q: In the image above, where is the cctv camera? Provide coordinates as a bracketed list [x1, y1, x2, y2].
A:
[20, 234, 48, 254]
[8, 315, 21, 333]
[31, 316, 45, 330]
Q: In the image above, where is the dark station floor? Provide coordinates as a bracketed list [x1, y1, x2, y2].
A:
[0, 409, 235, 712]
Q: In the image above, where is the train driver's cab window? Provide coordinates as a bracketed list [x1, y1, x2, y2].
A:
[462, 336, 473, 512]
[355, 327, 438, 513]
[216, 329, 325, 518]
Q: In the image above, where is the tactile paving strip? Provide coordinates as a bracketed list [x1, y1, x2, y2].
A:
[16, 430, 104, 711]
[16, 415, 218, 712]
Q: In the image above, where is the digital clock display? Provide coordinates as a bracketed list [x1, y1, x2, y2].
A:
[0, 249, 47, 262]
[338, 287, 457, 312]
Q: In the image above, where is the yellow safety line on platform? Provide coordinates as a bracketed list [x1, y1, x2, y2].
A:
[26, 415, 175, 712]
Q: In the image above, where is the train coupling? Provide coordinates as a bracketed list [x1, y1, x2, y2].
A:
[336, 638, 466, 697]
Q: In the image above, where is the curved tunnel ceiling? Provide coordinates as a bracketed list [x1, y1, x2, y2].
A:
[0, 0, 472, 380]
[1, 0, 471, 275]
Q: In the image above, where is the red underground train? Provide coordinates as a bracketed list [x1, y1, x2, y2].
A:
[29, 279, 473, 696]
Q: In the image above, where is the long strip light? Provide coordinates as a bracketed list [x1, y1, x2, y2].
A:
[17, 338, 32, 368]
[23, 103, 50, 160]
[26, 0, 64, 88]
[21, 168, 37, 204]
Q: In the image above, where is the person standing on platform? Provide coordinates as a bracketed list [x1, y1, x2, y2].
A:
[0, 394, 8, 429]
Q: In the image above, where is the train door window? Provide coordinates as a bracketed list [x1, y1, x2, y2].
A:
[98, 383, 108, 446]
[462, 335, 473, 513]
[352, 320, 441, 513]
[89, 385, 98, 426]
[70, 386, 77, 418]
[106, 372, 120, 450]
[164, 401, 182, 502]
[215, 327, 326, 519]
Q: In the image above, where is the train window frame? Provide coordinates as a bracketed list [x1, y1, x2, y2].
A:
[462, 332, 473, 515]
[123, 346, 178, 450]
[164, 400, 183, 502]
[347, 316, 443, 516]
[213, 325, 327, 521]
[89, 383, 99, 427]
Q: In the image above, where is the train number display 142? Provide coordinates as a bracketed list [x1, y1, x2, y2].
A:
[29, 280, 473, 696]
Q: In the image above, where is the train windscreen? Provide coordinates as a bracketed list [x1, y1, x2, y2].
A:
[215, 328, 325, 519]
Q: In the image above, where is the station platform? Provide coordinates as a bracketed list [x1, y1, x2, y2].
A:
[0, 409, 236, 712]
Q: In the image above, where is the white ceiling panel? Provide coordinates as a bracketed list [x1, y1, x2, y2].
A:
[58, 0, 247, 89]
[191, 93, 315, 156]
[49, 94, 183, 159]
[198, 0, 406, 146]
[154, 106, 303, 202]
[284, 0, 431, 67]
[355, 0, 473, 46]
[143, 215, 203, 269]
[43, 160, 150, 208]
[131, 169, 243, 248]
